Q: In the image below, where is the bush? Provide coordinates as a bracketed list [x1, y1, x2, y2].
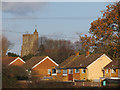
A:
[21, 54, 34, 61]
[2, 65, 28, 88]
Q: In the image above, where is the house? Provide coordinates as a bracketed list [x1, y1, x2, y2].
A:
[101, 60, 120, 86]
[53, 53, 112, 82]
[2, 56, 25, 66]
[22, 56, 58, 79]
[104, 60, 120, 79]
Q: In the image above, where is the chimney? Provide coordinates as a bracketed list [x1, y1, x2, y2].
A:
[75, 51, 80, 56]
[86, 50, 89, 56]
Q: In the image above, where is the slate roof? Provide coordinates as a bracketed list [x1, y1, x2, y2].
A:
[58, 54, 104, 69]
[22, 56, 47, 69]
[104, 60, 120, 69]
[2, 56, 17, 65]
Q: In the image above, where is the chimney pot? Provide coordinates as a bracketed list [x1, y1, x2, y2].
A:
[75, 51, 80, 56]
[86, 50, 89, 56]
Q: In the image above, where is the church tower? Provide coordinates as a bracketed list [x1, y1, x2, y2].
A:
[21, 29, 38, 57]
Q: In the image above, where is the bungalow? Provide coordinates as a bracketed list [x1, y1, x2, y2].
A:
[53, 53, 112, 82]
[104, 60, 120, 79]
[22, 56, 58, 79]
[2, 56, 25, 66]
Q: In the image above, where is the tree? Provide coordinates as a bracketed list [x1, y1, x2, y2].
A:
[89, 2, 119, 58]
[21, 54, 34, 61]
[80, 34, 95, 54]
[2, 65, 28, 88]
[74, 34, 95, 55]
[7, 52, 20, 57]
[37, 44, 46, 56]
[0, 35, 13, 56]
[38, 36, 74, 64]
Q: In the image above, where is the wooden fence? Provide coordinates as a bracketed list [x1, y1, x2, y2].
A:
[74, 81, 101, 87]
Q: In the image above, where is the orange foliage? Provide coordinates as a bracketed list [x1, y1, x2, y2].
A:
[89, 2, 119, 58]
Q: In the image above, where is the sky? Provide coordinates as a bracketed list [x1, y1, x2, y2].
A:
[2, 2, 114, 55]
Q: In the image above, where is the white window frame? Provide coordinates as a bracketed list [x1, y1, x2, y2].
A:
[75, 69, 79, 73]
[57, 69, 61, 73]
[52, 69, 57, 76]
[52, 73, 57, 76]
[48, 69, 51, 74]
[69, 69, 73, 74]
[63, 69, 67, 76]
[82, 69, 86, 73]
[106, 69, 108, 73]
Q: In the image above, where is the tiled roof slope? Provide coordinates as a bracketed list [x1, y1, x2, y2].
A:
[2, 56, 17, 65]
[22, 56, 46, 69]
[58, 54, 104, 69]
[104, 60, 120, 69]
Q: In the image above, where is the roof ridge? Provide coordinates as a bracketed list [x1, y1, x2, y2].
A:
[62, 55, 80, 68]
[33, 56, 47, 57]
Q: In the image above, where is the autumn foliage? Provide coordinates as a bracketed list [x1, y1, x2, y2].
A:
[78, 2, 119, 59]
[89, 2, 119, 58]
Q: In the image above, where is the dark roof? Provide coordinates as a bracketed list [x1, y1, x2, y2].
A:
[59, 55, 76, 68]
[22, 56, 47, 69]
[2, 56, 17, 65]
[83, 54, 103, 67]
[58, 54, 104, 69]
[104, 60, 120, 69]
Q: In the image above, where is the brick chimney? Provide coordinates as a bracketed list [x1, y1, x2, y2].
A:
[75, 51, 80, 56]
[86, 50, 89, 56]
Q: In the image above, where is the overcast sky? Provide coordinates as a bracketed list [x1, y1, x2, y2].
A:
[2, 2, 113, 55]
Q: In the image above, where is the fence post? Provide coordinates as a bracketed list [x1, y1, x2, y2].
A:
[91, 82, 93, 87]
[83, 82, 84, 86]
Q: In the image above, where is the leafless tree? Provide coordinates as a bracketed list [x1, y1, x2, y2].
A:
[0, 35, 13, 56]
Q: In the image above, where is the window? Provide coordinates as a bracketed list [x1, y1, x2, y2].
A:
[52, 69, 56, 75]
[112, 69, 116, 73]
[75, 69, 79, 73]
[69, 69, 73, 74]
[57, 69, 61, 73]
[106, 69, 108, 73]
[52, 69, 56, 73]
[63, 69, 67, 76]
[48, 69, 51, 74]
[63, 69, 67, 74]
[82, 69, 86, 73]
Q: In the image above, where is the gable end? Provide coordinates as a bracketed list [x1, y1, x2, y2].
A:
[86, 54, 112, 68]
[9, 57, 25, 65]
[32, 56, 59, 69]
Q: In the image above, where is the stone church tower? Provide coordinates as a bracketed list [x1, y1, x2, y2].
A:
[21, 29, 38, 57]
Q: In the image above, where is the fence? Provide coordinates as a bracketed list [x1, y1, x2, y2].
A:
[74, 81, 101, 87]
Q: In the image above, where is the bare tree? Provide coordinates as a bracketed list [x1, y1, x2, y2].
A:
[38, 36, 74, 63]
[0, 35, 13, 56]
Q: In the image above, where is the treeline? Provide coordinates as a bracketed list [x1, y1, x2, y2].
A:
[21, 37, 84, 64]
[5, 2, 120, 63]
[37, 37, 77, 64]
[36, 2, 120, 62]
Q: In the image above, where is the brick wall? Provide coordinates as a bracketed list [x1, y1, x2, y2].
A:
[32, 58, 58, 78]
[10, 59, 24, 66]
